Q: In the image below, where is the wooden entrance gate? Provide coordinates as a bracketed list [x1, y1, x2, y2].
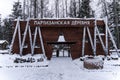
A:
[10, 18, 117, 60]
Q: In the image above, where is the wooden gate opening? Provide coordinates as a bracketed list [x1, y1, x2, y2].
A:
[47, 33, 76, 58]
[47, 41, 76, 58]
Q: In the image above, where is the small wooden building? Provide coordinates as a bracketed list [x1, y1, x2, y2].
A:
[0, 40, 8, 50]
[10, 18, 112, 60]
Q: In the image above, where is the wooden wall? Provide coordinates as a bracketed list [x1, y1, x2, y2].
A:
[12, 19, 106, 60]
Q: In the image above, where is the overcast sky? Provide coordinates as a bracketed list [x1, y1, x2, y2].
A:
[0, 0, 22, 19]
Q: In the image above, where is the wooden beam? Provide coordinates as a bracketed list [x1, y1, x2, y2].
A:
[10, 17, 20, 54]
[82, 27, 86, 56]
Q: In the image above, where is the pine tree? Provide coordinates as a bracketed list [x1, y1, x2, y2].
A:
[11, 0, 22, 19]
[55, 0, 59, 18]
[79, 0, 91, 18]
[0, 14, 1, 26]
[113, 0, 120, 28]
[0, 14, 2, 40]
[69, 0, 77, 17]
[110, 0, 120, 48]
[2, 18, 13, 43]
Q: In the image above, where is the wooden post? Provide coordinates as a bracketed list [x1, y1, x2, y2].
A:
[82, 27, 86, 57]
[32, 27, 37, 55]
[82, 27, 86, 56]
[10, 17, 20, 54]
[87, 27, 94, 53]
[94, 18, 97, 56]
[20, 18, 29, 56]
[38, 27, 46, 58]
[18, 21, 22, 56]
[105, 17, 108, 56]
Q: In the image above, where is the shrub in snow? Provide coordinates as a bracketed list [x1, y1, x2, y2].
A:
[27, 58, 35, 63]
[37, 58, 44, 62]
[13, 56, 46, 63]
[94, 56, 105, 61]
[83, 57, 104, 69]
[106, 56, 111, 60]
[14, 58, 23, 63]
[14, 57, 36, 63]
[110, 52, 119, 60]
[80, 55, 95, 61]
[80, 57, 85, 61]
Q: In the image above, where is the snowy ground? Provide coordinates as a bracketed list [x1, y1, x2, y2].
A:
[0, 50, 9, 54]
[0, 53, 120, 80]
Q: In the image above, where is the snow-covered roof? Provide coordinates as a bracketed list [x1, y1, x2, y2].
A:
[0, 40, 8, 44]
[17, 17, 104, 21]
[30, 18, 104, 20]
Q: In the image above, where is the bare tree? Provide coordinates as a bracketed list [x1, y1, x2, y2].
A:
[69, 0, 77, 17]
[77, 0, 81, 18]
[98, 0, 108, 18]
[55, 0, 59, 18]
[65, 0, 68, 17]
[40, 0, 44, 18]
[33, 0, 37, 18]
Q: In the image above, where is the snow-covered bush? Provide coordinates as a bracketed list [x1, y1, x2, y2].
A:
[110, 52, 119, 60]
[83, 57, 104, 69]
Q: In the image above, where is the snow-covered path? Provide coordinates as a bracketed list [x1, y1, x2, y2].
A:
[48, 57, 81, 80]
[49, 57, 79, 72]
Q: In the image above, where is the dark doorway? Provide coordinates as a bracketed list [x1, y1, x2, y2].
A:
[52, 44, 71, 57]
[47, 41, 76, 58]
[47, 34, 76, 58]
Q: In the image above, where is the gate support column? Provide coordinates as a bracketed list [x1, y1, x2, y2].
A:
[38, 27, 46, 58]
[94, 18, 97, 56]
[82, 27, 86, 57]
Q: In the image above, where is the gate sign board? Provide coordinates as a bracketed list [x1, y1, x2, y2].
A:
[11, 18, 107, 60]
[33, 20, 90, 26]
[29, 19, 104, 27]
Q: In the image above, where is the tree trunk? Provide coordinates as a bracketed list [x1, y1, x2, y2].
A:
[34, 0, 37, 18]
[41, 0, 44, 18]
[65, 0, 68, 17]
